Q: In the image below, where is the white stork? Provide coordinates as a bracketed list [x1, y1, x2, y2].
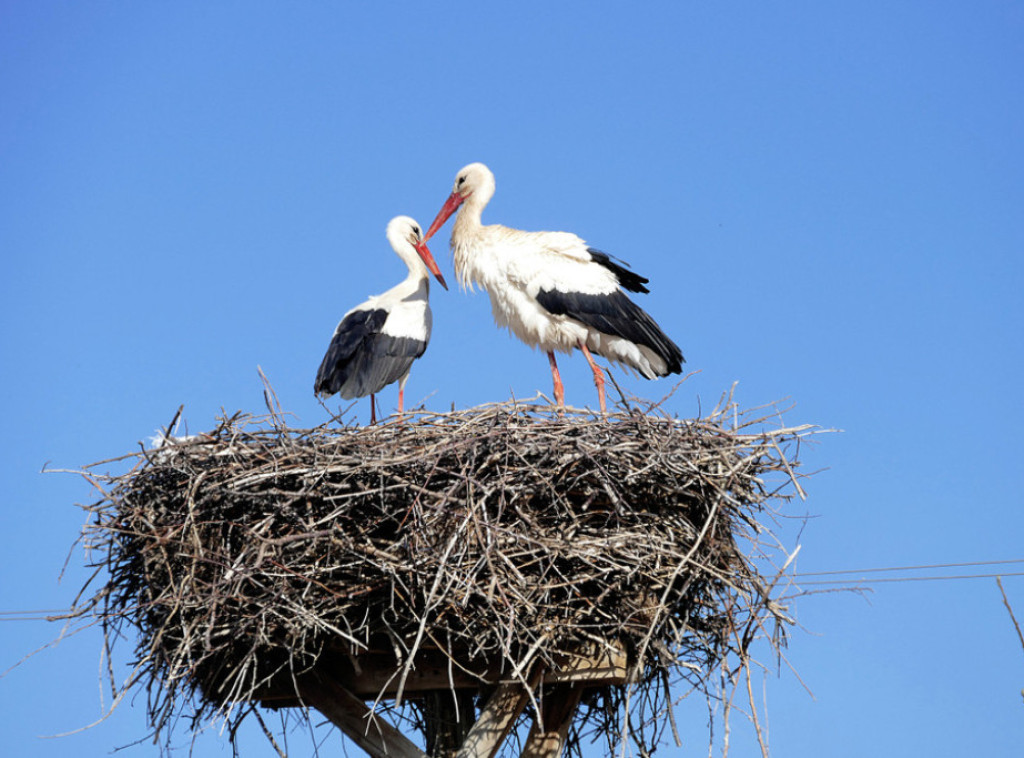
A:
[315, 216, 447, 423]
[424, 162, 683, 414]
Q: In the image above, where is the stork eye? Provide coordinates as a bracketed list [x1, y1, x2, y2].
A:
[457, 176, 465, 186]
[412, 226, 421, 236]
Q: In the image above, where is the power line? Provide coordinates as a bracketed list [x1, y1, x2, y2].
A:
[796, 570, 1024, 586]
[0, 610, 74, 621]
[794, 558, 1024, 578]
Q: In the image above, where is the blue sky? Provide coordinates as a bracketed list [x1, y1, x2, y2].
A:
[2, 2, 1022, 756]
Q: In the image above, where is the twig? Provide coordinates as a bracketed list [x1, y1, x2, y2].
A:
[997, 577, 1024, 657]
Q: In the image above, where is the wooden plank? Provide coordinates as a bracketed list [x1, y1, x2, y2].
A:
[456, 670, 542, 758]
[256, 643, 630, 708]
[338, 643, 629, 694]
[297, 675, 427, 758]
[544, 645, 629, 685]
[342, 650, 491, 696]
[520, 685, 584, 758]
[258, 643, 629, 702]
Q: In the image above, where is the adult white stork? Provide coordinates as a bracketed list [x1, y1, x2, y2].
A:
[423, 162, 683, 413]
[314, 216, 447, 423]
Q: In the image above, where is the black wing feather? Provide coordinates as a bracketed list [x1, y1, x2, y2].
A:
[335, 333, 426, 399]
[314, 308, 388, 396]
[586, 248, 650, 294]
[536, 289, 684, 376]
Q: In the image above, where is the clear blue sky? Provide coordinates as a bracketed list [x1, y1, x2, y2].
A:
[2, 2, 1022, 756]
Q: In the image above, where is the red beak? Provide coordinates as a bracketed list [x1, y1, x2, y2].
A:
[414, 239, 448, 290]
[424, 191, 465, 243]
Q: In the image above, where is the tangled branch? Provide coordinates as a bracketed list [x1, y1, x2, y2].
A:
[69, 392, 816, 756]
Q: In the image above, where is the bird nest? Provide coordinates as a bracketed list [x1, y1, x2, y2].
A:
[71, 391, 815, 757]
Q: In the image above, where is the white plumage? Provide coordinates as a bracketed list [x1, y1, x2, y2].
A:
[425, 163, 683, 413]
[314, 215, 447, 423]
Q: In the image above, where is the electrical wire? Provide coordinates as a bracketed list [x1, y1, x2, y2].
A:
[794, 558, 1024, 577]
[0, 610, 73, 621]
[796, 570, 1024, 586]
[791, 558, 1024, 586]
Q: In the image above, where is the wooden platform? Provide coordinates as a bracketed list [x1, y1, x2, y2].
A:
[258, 643, 632, 758]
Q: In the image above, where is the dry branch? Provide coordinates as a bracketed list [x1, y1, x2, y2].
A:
[69, 394, 816, 757]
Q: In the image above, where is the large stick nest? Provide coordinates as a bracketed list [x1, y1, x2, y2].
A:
[73, 393, 814, 756]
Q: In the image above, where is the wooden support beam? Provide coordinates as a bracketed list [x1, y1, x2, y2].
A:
[456, 670, 542, 758]
[297, 675, 427, 758]
[423, 690, 477, 758]
[520, 685, 584, 758]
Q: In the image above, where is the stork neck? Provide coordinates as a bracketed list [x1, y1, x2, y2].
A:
[395, 269, 429, 302]
[388, 245, 428, 292]
[402, 260, 430, 287]
[454, 194, 485, 236]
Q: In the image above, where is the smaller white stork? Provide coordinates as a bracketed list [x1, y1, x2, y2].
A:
[315, 216, 447, 423]
[424, 162, 683, 413]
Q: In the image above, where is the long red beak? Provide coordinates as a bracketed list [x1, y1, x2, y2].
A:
[424, 191, 465, 243]
[414, 239, 448, 290]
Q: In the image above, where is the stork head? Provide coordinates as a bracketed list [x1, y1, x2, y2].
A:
[387, 215, 448, 290]
[424, 162, 495, 242]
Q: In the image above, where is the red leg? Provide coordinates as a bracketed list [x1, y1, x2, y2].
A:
[578, 342, 607, 415]
[547, 351, 565, 408]
[369, 393, 377, 425]
[398, 385, 405, 415]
